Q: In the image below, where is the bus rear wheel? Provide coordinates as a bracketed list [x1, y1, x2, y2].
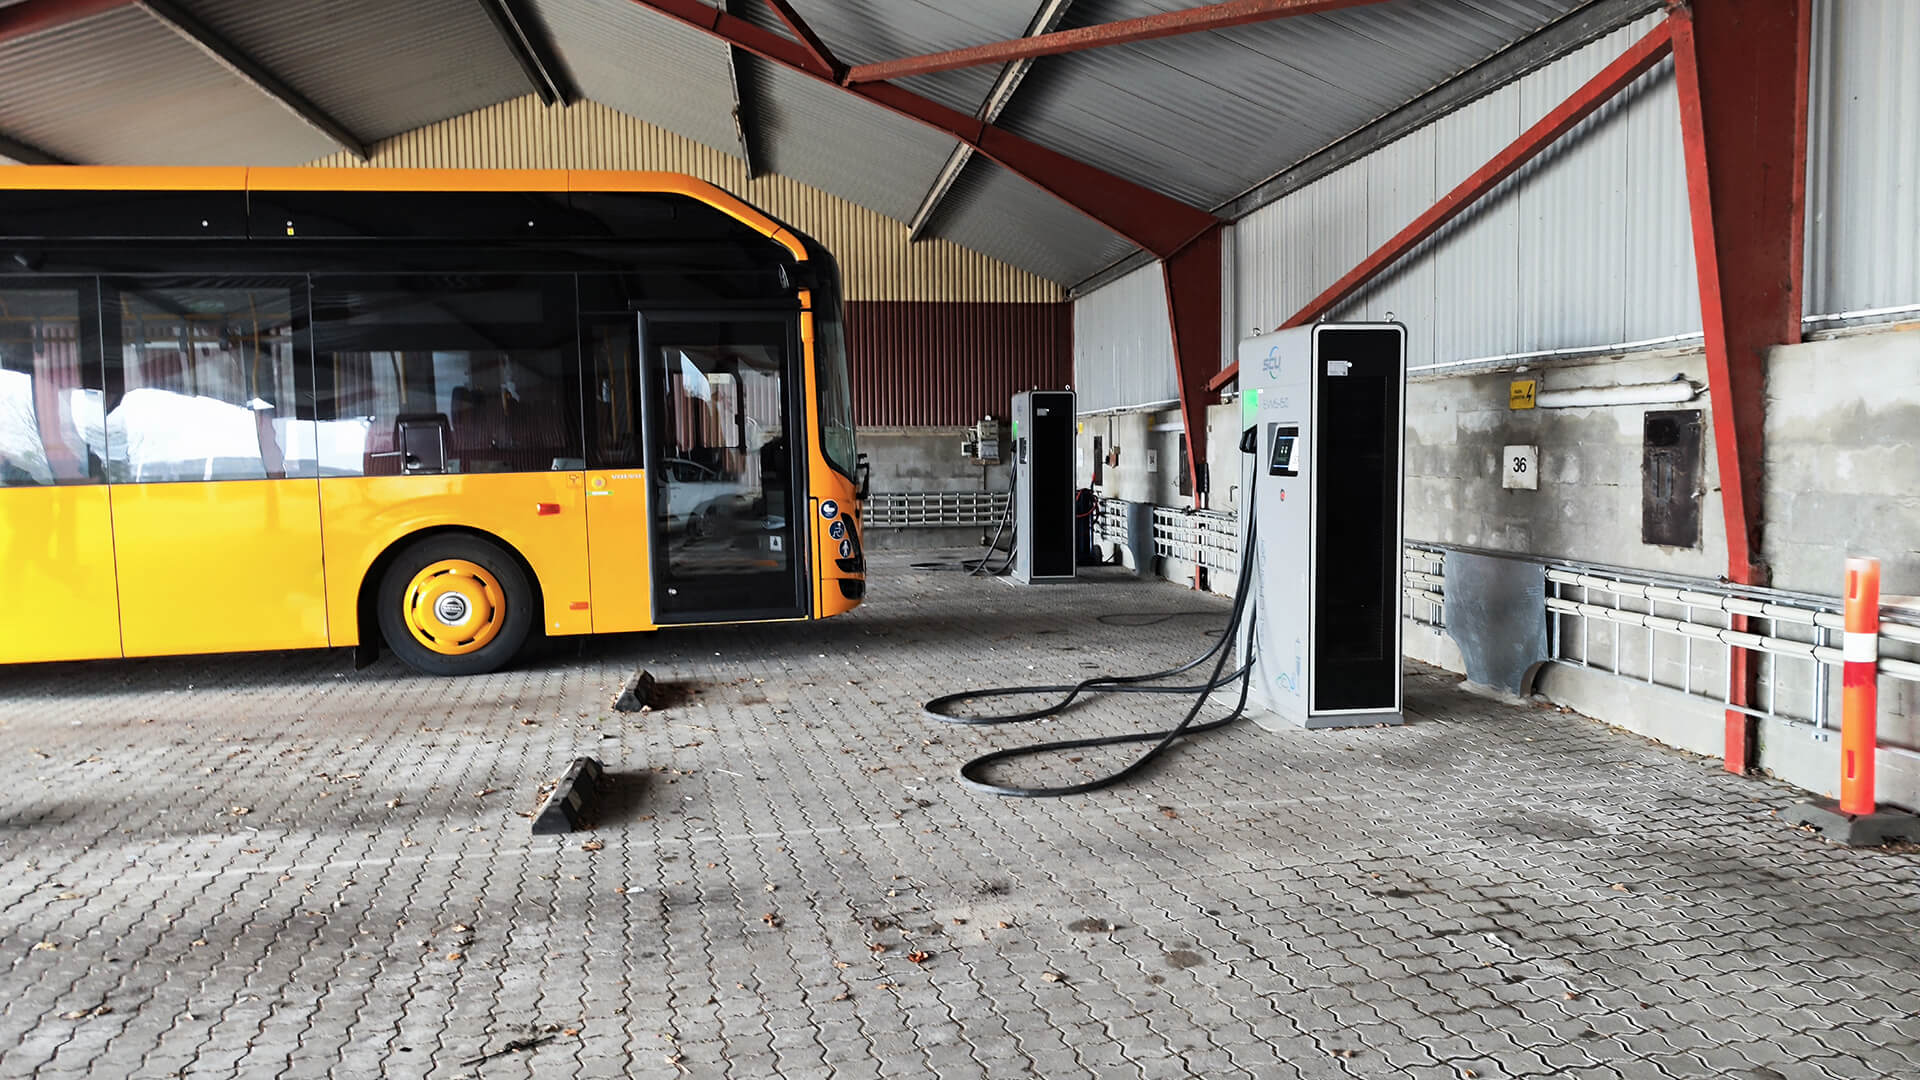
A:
[377, 535, 533, 676]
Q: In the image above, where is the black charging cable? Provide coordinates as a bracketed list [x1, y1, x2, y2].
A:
[922, 428, 1263, 797]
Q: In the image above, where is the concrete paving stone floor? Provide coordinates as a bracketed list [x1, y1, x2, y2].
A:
[1, 550, 1917, 1079]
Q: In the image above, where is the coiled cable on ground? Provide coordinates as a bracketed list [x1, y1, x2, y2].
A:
[922, 514, 1260, 798]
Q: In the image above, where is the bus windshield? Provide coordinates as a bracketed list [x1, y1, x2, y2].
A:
[814, 289, 857, 479]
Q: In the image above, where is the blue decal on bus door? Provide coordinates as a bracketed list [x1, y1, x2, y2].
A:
[828, 519, 846, 540]
[820, 500, 839, 520]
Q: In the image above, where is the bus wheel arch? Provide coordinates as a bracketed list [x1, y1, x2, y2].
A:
[357, 527, 546, 675]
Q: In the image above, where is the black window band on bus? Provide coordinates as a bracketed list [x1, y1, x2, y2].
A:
[0, 190, 248, 241]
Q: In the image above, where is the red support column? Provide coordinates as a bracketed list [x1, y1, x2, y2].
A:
[1163, 226, 1223, 512]
[1671, 0, 1812, 773]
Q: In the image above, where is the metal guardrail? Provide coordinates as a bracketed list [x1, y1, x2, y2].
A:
[864, 491, 1008, 529]
[891, 491, 1916, 738]
[1543, 562, 1920, 741]
[1090, 496, 1917, 740]
[1151, 505, 1239, 575]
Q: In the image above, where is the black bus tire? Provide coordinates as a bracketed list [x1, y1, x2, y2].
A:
[376, 535, 534, 676]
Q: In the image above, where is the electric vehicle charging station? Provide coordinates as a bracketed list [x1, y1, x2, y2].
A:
[1011, 389, 1077, 584]
[1238, 323, 1408, 730]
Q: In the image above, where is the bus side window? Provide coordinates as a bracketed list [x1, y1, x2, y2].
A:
[584, 319, 641, 469]
[0, 284, 102, 487]
[100, 281, 310, 484]
[310, 275, 582, 477]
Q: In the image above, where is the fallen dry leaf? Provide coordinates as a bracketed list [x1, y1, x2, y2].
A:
[869, 943, 888, 953]
[1158, 806, 1179, 819]
[906, 951, 930, 964]
[53, 892, 82, 901]
[580, 841, 604, 852]
[31, 941, 57, 952]
[473, 788, 497, 798]
[229, 807, 251, 816]
[447, 952, 464, 961]
[385, 799, 402, 809]
[1039, 972, 1062, 983]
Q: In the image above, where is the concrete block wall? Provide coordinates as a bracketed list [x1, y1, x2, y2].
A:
[857, 428, 1008, 550]
[1763, 328, 1920, 597]
[1402, 350, 1728, 578]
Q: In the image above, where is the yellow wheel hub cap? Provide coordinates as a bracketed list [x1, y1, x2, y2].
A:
[403, 559, 506, 655]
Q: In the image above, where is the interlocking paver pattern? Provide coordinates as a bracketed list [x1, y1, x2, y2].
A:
[1, 551, 1916, 1078]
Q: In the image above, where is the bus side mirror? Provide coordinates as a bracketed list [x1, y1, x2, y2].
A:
[856, 453, 871, 500]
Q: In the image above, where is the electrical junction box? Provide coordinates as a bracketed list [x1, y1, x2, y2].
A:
[1236, 323, 1406, 729]
[960, 415, 1004, 463]
[1012, 389, 1076, 584]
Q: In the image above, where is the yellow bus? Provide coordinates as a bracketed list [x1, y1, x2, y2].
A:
[0, 168, 865, 675]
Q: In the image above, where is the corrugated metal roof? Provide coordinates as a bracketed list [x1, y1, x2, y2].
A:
[734, 0, 1041, 118]
[529, 0, 741, 156]
[741, 55, 960, 223]
[995, 0, 1581, 207]
[0, 4, 336, 165]
[176, 0, 526, 143]
[931, 156, 1140, 286]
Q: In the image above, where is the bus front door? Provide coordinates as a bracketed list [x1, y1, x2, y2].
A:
[638, 313, 808, 624]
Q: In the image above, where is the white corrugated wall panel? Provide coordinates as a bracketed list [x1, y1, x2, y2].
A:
[1618, 58, 1700, 340]
[1351, 124, 1437, 369]
[1512, 23, 1632, 354]
[1073, 262, 1175, 414]
[1227, 12, 1702, 371]
[1806, 0, 1920, 317]
[1233, 165, 1369, 340]
[1428, 77, 1523, 368]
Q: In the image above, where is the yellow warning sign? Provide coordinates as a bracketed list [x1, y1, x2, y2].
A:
[1509, 378, 1538, 410]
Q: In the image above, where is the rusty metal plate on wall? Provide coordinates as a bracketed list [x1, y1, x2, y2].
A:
[1642, 410, 1704, 548]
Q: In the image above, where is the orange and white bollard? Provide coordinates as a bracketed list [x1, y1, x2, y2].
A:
[1838, 557, 1880, 817]
[1786, 554, 1918, 845]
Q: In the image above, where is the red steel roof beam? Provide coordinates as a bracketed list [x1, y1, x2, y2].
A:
[845, 0, 1391, 84]
[0, 0, 131, 45]
[627, 0, 1219, 258]
[1164, 224, 1225, 518]
[1208, 15, 1675, 391]
[759, 0, 841, 79]
[1671, 0, 1812, 772]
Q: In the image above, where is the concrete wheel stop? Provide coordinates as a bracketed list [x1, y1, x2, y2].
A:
[532, 757, 606, 835]
[1783, 799, 1920, 847]
[613, 670, 657, 713]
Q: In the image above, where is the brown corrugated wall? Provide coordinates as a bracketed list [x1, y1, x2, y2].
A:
[847, 302, 1072, 427]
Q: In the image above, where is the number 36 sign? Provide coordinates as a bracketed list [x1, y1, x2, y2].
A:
[1502, 444, 1539, 491]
